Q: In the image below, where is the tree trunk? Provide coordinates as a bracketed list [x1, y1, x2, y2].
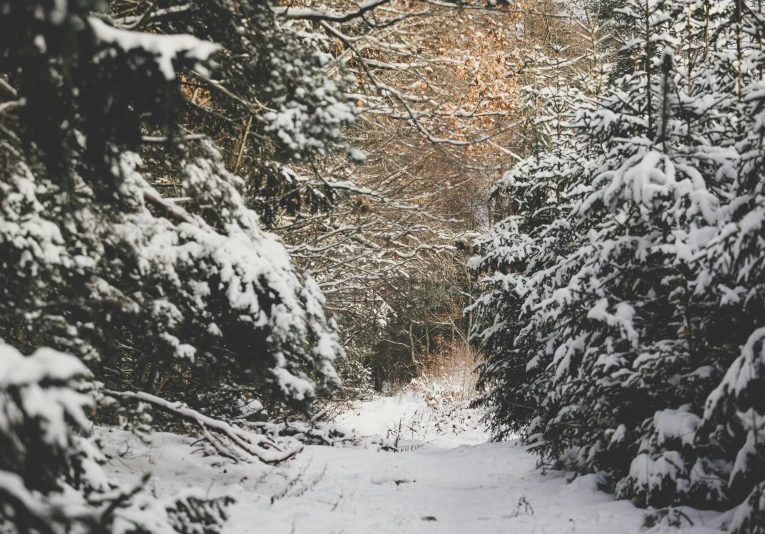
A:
[409, 321, 417, 375]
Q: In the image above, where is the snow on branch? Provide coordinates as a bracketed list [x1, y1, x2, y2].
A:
[88, 17, 220, 80]
[111, 4, 194, 30]
[320, 20, 524, 147]
[420, 0, 571, 18]
[0, 77, 17, 98]
[106, 390, 303, 465]
[272, 0, 391, 22]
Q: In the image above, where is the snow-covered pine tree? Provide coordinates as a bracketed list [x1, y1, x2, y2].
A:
[571, 8, 613, 101]
[690, 2, 765, 531]
[472, 0, 745, 513]
[0, 0, 344, 419]
[470, 33, 603, 439]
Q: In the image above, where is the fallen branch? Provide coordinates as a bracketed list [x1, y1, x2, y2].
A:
[105, 389, 303, 465]
[142, 189, 195, 225]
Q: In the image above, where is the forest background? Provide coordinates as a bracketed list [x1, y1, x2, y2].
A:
[2, 1, 765, 533]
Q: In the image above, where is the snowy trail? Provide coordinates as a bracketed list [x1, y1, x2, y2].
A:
[242, 440, 665, 534]
[102, 395, 723, 534]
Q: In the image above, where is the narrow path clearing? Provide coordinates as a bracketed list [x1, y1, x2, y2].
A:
[239, 440, 664, 534]
[102, 395, 723, 534]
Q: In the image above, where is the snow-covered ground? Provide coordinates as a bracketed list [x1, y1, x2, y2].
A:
[100, 393, 726, 534]
[334, 392, 489, 448]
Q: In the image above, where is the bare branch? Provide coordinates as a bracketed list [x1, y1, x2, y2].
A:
[272, 0, 391, 22]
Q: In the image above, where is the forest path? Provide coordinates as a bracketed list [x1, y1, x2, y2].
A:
[236, 437, 659, 534]
[101, 394, 721, 534]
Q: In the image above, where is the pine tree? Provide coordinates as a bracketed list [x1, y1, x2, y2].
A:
[0, 0, 344, 418]
[690, 3, 765, 529]
[471, 0, 752, 515]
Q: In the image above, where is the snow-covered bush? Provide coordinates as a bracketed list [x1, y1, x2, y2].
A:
[0, 344, 233, 534]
